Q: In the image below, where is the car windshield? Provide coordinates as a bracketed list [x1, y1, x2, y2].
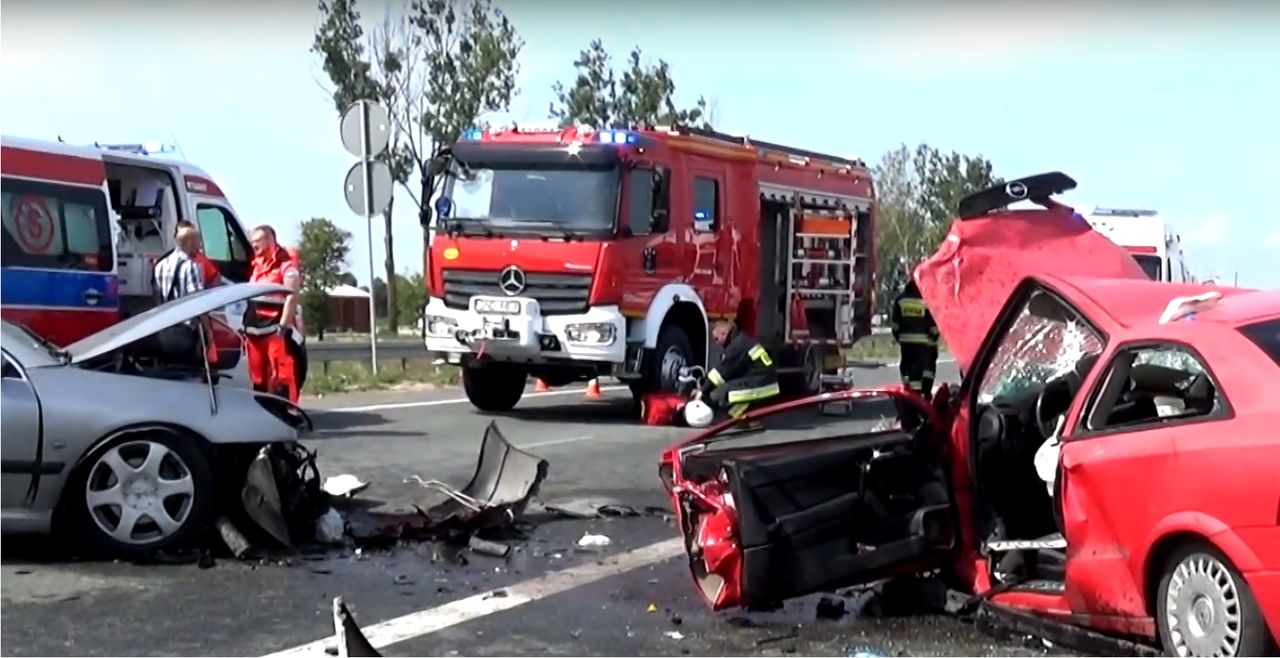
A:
[977, 290, 1104, 404]
[445, 166, 619, 234]
[1132, 254, 1163, 281]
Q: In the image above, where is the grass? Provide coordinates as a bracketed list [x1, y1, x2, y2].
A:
[304, 359, 460, 396]
[841, 334, 952, 362]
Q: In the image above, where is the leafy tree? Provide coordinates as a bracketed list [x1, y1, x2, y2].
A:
[312, 0, 521, 332]
[395, 272, 427, 325]
[550, 40, 709, 129]
[297, 217, 353, 340]
[336, 271, 359, 287]
[873, 144, 1001, 311]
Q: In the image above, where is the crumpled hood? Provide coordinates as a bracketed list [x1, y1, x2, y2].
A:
[914, 206, 1148, 373]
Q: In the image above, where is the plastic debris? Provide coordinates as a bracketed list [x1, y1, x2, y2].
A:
[646, 603, 659, 613]
[316, 509, 347, 545]
[844, 648, 885, 658]
[665, 631, 685, 640]
[577, 533, 612, 548]
[468, 536, 511, 558]
[323, 474, 370, 498]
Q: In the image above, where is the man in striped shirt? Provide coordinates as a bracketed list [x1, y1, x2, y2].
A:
[152, 224, 212, 363]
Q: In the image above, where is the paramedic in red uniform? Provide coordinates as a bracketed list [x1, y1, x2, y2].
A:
[245, 225, 302, 402]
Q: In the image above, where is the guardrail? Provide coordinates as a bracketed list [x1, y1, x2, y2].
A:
[307, 339, 431, 373]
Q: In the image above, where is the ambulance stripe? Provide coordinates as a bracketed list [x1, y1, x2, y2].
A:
[1, 270, 119, 308]
[0, 146, 105, 187]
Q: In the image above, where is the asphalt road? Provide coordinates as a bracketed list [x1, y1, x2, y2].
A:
[1, 358, 1076, 657]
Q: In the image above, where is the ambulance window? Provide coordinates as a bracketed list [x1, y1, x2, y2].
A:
[195, 205, 248, 263]
[1, 179, 112, 272]
[693, 177, 719, 233]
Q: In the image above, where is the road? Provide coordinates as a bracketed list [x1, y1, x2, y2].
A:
[1, 359, 1073, 657]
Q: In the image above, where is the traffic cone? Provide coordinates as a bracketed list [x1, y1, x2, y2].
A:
[534, 378, 549, 392]
[585, 378, 602, 399]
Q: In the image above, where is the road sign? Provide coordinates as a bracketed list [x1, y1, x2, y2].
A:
[343, 160, 393, 218]
[340, 100, 391, 159]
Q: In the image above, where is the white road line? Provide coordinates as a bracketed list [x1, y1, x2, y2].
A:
[260, 537, 685, 657]
[324, 385, 629, 413]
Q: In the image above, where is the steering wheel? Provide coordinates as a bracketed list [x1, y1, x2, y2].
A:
[1034, 379, 1071, 440]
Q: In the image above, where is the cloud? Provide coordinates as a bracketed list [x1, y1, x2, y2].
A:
[1265, 232, 1280, 248]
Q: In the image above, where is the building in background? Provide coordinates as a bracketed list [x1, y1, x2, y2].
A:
[323, 284, 372, 333]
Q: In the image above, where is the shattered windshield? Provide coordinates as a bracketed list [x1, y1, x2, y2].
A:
[445, 166, 619, 234]
[977, 291, 1104, 404]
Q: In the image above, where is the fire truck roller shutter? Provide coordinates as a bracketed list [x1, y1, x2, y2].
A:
[642, 283, 710, 363]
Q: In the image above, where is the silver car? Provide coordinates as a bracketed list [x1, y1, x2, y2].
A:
[1, 283, 312, 558]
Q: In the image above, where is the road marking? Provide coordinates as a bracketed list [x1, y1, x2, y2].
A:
[325, 385, 629, 413]
[261, 537, 685, 657]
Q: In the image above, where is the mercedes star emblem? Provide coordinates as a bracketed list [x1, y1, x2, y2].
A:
[1006, 181, 1029, 199]
[499, 265, 526, 296]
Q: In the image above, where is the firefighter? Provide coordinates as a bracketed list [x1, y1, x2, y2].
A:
[694, 321, 781, 420]
[891, 278, 940, 397]
[244, 225, 303, 402]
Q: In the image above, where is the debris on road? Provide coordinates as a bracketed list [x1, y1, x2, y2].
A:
[577, 533, 612, 548]
[815, 595, 848, 620]
[323, 474, 370, 498]
[665, 630, 685, 640]
[216, 516, 252, 559]
[332, 597, 381, 657]
[316, 509, 347, 545]
[646, 603, 659, 613]
[468, 536, 511, 558]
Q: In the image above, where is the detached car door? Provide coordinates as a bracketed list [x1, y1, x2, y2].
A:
[661, 390, 957, 611]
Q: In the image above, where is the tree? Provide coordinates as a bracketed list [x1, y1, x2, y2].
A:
[312, 0, 522, 332]
[395, 272, 427, 325]
[549, 41, 709, 129]
[873, 144, 1001, 311]
[336, 271, 359, 286]
[297, 217, 354, 340]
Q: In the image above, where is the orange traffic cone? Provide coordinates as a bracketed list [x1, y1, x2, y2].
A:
[534, 378, 550, 392]
[585, 378, 602, 399]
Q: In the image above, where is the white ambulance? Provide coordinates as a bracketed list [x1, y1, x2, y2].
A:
[1078, 207, 1195, 283]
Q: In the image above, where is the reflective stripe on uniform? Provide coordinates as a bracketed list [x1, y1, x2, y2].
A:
[244, 326, 277, 336]
[922, 370, 935, 379]
[726, 382, 781, 404]
[707, 369, 725, 386]
[897, 298, 927, 317]
[728, 403, 750, 418]
[747, 344, 774, 367]
[897, 333, 937, 345]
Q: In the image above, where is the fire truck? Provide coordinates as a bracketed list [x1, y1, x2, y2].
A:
[2, 136, 258, 374]
[417, 124, 877, 412]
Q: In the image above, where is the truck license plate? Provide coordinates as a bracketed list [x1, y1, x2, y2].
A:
[474, 298, 521, 315]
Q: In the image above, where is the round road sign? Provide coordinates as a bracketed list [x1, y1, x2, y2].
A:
[13, 196, 56, 253]
[344, 160, 394, 218]
[340, 100, 392, 159]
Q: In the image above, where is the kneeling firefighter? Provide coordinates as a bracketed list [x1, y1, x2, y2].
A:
[693, 321, 781, 422]
[244, 225, 303, 403]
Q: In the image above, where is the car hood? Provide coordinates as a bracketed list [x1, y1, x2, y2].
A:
[64, 283, 292, 364]
[914, 204, 1148, 373]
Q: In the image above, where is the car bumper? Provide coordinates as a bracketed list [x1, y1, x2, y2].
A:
[421, 297, 626, 364]
[1243, 570, 1280, 643]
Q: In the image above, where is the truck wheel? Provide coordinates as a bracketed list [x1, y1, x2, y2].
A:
[647, 325, 694, 394]
[463, 362, 527, 413]
[1157, 543, 1273, 657]
[781, 345, 823, 398]
[68, 432, 216, 560]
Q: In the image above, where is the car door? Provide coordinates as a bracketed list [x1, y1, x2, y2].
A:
[685, 164, 729, 316]
[1, 350, 43, 506]
[664, 390, 956, 611]
[612, 165, 678, 315]
[193, 202, 253, 365]
[1059, 342, 1230, 619]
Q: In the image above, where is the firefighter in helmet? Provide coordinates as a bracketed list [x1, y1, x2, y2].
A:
[693, 320, 781, 420]
[891, 276, 940, 397]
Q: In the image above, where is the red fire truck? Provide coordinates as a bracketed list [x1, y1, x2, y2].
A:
[418, 124, 877, 412]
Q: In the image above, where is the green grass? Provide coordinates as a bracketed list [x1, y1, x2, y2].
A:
[840, 334, 951, 362]
[304, 359, 460, 396]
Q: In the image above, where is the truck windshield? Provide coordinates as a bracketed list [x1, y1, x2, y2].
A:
[446, 167, 618, 235]
[1131, 254, 1163, 281]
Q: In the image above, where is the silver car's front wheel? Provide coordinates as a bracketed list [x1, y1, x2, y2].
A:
[71, 434, 215, 558]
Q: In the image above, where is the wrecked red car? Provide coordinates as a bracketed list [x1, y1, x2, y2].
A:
[659, 173, 1280, 656]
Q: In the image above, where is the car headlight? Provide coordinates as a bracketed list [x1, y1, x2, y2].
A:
[565, 322, 616, 345]
[255, 394, 313, 432]
[425, 314, 457, 336]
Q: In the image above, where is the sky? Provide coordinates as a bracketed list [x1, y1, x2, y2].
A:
[2, 0, 1278, 288]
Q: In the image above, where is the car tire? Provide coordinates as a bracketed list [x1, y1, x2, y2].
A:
[68, 432, 216, 560]
[1156, 542, 1273, 657]
[463, 362, 527, 413]
[647, 324, 694, 394]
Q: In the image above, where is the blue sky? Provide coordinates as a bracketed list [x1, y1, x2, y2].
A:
[3, 0, 1277, 287]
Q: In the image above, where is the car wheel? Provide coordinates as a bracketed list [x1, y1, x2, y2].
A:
[71, 433, 215, 559]
[1157, 543, 1272, 657]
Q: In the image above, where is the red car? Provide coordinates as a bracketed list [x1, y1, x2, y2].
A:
[659, 173, 1280, 657]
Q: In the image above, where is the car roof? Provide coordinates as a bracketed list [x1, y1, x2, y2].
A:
[1050, 276, 1277, 332]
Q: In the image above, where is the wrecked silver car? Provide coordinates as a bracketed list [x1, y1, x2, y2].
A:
[1, 284, 317, 558]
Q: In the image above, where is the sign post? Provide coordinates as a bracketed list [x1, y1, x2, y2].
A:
[340, 99, 392, 374]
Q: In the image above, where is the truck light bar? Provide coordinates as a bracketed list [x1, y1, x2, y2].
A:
[460, 130, 485, 141]
[1091, 207, 1158, 217]
[97, 142, 177, 156]
[596, 130, 638, 145]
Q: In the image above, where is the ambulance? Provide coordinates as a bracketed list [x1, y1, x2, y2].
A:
[1078, 207, 1195, 283]
[1, 135, 257, 378]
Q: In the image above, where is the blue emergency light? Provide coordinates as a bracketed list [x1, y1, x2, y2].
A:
[461, 129, 484, 141]
[597, 130, 638, 145]
[694, 211, 709, 220]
